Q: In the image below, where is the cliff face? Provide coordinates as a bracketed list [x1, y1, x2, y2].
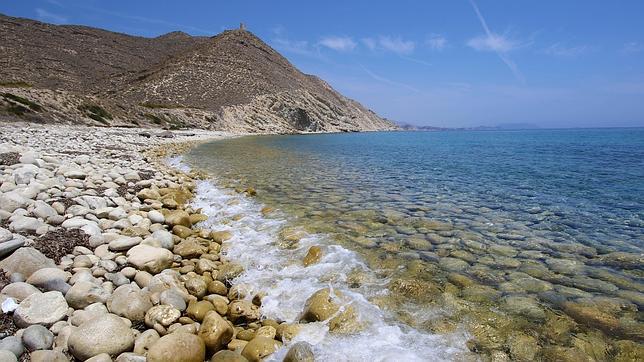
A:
[0, 14, 398, 133]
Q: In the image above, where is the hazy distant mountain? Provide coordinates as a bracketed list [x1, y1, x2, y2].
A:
[0, 14, 398, 133]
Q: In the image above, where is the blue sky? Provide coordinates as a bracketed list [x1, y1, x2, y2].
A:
[2, 1, 644, 128]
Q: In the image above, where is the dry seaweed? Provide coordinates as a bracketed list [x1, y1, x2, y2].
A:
[32, 228, 90, 263]
[0, 152, 20, 166]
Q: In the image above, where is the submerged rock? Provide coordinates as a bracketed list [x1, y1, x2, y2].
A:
[283, 341, 314, 362]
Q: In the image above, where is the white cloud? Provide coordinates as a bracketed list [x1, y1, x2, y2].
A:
[362, 36, 415, 55]
[35, 8, 68, 24]
[272, 38, 315, 57]
[378, 36, 415, 55]
[544, 43, 594, 57]
[319, 36, 356, 52]
[467, 33, 517, 52]
[426, 34, 447, 50]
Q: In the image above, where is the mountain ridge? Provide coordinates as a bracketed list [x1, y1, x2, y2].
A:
[0, 14, 398, 133]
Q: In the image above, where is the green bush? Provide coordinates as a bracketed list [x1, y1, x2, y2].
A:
[2, 93, 43, 112]
[144, 113, 165, 125]
[0, 81, 32, 88]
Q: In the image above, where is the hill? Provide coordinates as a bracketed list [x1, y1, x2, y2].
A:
[0, 14, 397, 133]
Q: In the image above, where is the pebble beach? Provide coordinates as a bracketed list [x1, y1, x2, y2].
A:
[0, 124, 323, 362]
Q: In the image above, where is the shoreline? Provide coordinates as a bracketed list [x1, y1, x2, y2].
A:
[0, 123, 320, 361]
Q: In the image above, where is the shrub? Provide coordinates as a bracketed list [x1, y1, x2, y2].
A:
[2, 93, 43, 112]
[78, 103, 113, 125]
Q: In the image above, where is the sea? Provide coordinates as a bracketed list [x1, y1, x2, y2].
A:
[178, 128, 644, 361]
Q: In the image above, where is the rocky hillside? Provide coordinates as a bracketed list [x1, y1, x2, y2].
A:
[0, 14, 398, 133]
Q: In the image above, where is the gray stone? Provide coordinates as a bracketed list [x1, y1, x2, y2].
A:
[0, 336, 24, 358]
[0, 350, 17, 362]
[26, 268, 71, 293]
[30, 350, 69, 362]
[32, 201, 58, 220]
[0, 247, 56, 278]
[0, 191, 30, 213]
[22, 325, 54, 351]
[147, 210, 164, 224]
[105, 272, 130, 287]
[65, 281, 111, 309]
[126, 245, 173, 274]
[0, 239, 25, 258]
[85, 353, 112, 362]
[107, 284, 152, 322]
[150, 230, 173, 249]
[13, 291, 68, 328]
[1, 282, 41, 302]
[159, 289, 186, 311]
[67, 314, 135, 361]
[9, 216, 45, 234]
[133, 329, 159, 355]
[114, 352, 146, 362]
[0, 227, 12, 242]
[108, 237, 141, 252]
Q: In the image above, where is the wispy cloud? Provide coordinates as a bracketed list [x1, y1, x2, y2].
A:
[35, 8, 68, 24]
[400, 56, 432, 67]
[362, 36, 415, 55]
[359, 64, 421, 93]
[544, 43, 595, 57]
[378, 36, 415, 54]
[45, 0, 63, 7]
[272, 38, 317, 57]
[467, 33, 518, 52]
[467, 0, 524, 83]
[79, 6, 216, 35]
[319, 36, 356, 52]
[622, 42, 644, 54]
[426, 34, 447, 51]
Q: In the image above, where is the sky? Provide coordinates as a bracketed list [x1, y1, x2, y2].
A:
[2, 1, 644, 128]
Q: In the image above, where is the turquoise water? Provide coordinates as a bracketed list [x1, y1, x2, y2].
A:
[187, 129, 644, 359]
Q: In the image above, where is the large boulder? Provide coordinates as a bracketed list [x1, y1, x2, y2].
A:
[67, 314, 135, 360]
[107, 284, 152, 322]
[126, 245, 173, 274]
[13, 291, 68, 327]
[0, 247, 56, 278]
[198, 311, 234, 352]
[146, 333, 205, 362]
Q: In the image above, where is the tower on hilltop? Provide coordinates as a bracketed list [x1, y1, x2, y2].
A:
[240, 22, 246, 30]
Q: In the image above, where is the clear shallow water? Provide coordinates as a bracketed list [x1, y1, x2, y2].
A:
[185, 129, 644, 360]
